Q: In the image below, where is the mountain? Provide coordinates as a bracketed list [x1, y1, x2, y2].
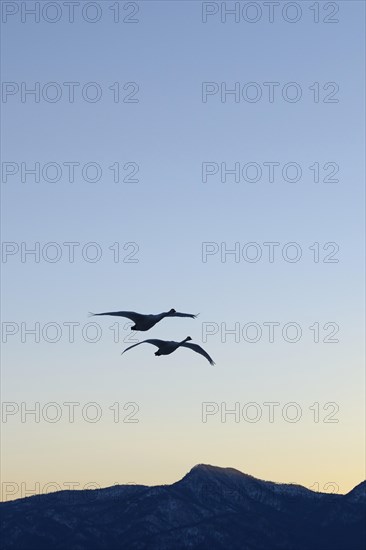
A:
[0, 464, 365, 550]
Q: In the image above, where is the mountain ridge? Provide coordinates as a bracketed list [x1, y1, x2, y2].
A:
[1, 464, 365, 550]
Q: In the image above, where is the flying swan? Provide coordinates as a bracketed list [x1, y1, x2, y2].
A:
[88, 309, 198, 331]
[122, 337, 215, 365]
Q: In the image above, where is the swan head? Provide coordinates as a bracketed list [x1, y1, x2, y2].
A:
[185, 336, 192, 342]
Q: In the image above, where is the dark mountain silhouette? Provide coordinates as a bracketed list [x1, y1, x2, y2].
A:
[1, 464, 365, 550]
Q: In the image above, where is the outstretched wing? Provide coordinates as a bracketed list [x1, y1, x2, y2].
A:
[89, 310, 144, 322]
[122, 339, 165, 355]
[170, 311, 199, 319]
[180, 342, 215, 365]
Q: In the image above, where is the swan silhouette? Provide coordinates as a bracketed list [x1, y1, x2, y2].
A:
[122, 336, 215, 365]
[88, 309, 198, 331]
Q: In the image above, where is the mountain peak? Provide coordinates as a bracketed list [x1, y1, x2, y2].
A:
[188, 463, 251, 477]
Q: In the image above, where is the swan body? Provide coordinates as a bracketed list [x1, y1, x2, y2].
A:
[88, 308, 198, 331]
[122, 336, 215, 365]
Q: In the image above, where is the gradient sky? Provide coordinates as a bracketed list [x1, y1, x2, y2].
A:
[1, 0, 365, 501]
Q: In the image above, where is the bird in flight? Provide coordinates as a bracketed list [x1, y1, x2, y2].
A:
[121, 336, 215, 365]
[88, 308, 198, 331]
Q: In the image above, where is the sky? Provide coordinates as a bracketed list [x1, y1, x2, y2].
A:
[1, 0, 365, 501]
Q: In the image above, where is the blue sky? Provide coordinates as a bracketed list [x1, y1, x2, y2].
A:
[1, 1, 365, 499]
